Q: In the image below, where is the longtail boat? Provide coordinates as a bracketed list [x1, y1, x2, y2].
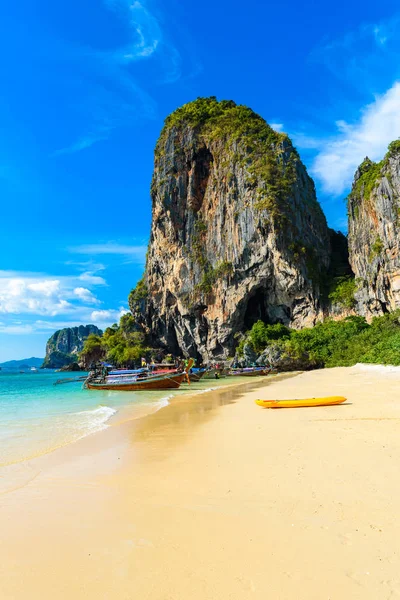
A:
[150, 363, 179, 374]
[230, 367, 269, 377]
[85, 371, 187, 391]
[187, 368, 207, 383]
[84, 359, 194, 391]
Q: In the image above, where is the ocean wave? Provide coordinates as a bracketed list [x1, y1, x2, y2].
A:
[139, 395, 171, 413]
[158, 394, 173, 405]
[73, 406, 117, 433]
[195, 387, 217, 394]
[0, 406, 118, 467]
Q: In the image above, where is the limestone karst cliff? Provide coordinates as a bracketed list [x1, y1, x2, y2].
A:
[348, 141, 400, 317]
[131, 97, 333, 360]
[42, 325, 103, 368]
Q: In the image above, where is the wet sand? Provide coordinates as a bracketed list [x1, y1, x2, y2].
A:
[1, 366, 400, 599]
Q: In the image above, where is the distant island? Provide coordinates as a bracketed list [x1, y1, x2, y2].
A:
[42, 325, 103, 369]
[0, 357, 44, 370]
[0, 325, 104, 372]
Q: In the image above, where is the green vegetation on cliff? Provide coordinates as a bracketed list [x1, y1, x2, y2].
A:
[328, 276, 358, 309]
[369, 236, 384, 261]
[80, 335, 105, 368]
[42, 325, 102, 368]
[238, 312, 400, 368]
[128, 277, 148, 308]
[42, 350, 76, 369]
[237, 322, 292, 356]
[80, 313, 152, 369]
[351, 158, 382, 202]
[155, 96, 314, 225]
[196, 261, 234, 294]
[159, 97, 285, 147]
[349, 139, 400, 204]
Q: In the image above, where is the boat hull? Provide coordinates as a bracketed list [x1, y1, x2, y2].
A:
[231, 369, 269, 377]
[188, 370, 207, 383]
[255, 396, 347, 409]
[86, 373, 186, 391]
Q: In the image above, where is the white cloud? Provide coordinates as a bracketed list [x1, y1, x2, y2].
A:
[0, 270, 104, 317]
[28, 280, 60, 296]
[78, 272, 107, 285]
[0, 323, 35, 335]
[91, 307, 129, 324]
[104, 0, 160, 62]
[90, 309, 119, 322]
[0, 276, 72, 316]
[0, 318, 98, 335]
[270, 123, 284, 132]
[0, 267, 129, 338]
[308, 81, 400, 195]
[70, 243, 147, 264]
[73, 287, 100, 304]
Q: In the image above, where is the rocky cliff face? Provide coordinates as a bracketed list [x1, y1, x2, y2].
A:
[348, 141, 400, 317]
[133, 98, 332, 360]
[42, 325, 102, 368]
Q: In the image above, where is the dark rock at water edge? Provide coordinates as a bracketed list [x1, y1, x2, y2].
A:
[57, 362, 82, 372]
[255, 345, 321, 372]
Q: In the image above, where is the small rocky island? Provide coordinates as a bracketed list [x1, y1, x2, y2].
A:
[42, 325, 103, 369]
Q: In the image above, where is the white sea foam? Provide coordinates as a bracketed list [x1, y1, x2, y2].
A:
[74, 406, 117, 434]
[159, 394, 173, 405]
[140, 395, 171, 413]
[0, 406, 118, 467]
[195, 387, 217, 394]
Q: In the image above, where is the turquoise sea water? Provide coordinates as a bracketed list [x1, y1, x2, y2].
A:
[0, 370, 233, 466]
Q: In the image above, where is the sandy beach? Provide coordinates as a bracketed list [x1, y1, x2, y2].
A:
[1, 366, 400, 599]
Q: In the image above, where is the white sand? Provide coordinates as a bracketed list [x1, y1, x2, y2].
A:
[1, 366, 400, 599]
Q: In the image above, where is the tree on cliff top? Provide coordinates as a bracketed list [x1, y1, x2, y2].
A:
[80, 316, 152, 369]
[80, 334, 106, 369]
[157, 96, 289, 153]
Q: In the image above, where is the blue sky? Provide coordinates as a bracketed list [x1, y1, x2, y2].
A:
[1, 0, 400, 361]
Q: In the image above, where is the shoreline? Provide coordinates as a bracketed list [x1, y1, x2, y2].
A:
[1, 373, 292, 471]
[2, 366, 400, 598]
[0, 373, 276, 470]
[0, 374, 291, 493]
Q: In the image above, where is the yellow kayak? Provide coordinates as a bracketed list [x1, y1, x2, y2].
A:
[255, 396, 347, 409]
